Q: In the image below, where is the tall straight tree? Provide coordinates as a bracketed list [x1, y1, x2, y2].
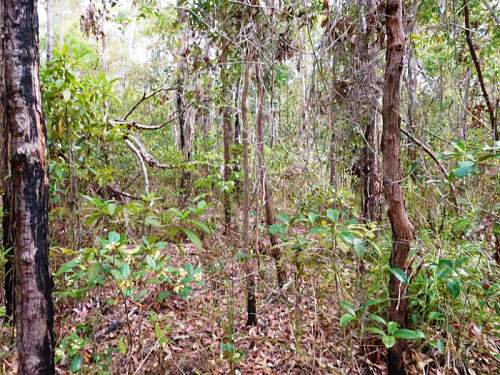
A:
[241, 47, 256, 325]
[2, 0, 55, 373]
[255, 66, 286, 289]
[358, 0, 382, 223]
[0, 0, 15, 322]
[382, 1, 414, 374]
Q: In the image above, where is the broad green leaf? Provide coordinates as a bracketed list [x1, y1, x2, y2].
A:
[382, 335, 396, 348]
[447, 279, 461, 298]
[110, 269, 124, 281]
[107, 202, 117, 216]
[155, 323, 166, 345]
[108, 231, 121, 243]
[366, 327, 386, 336]
[56, 258, 80, 277]
[387, 321, 398, 335]
[145, 216, 161, 227]
[182, 228, 202, 250]
[389, 267, 408, 284]
[326, 209, 340, 222]
[427, 311, 444, 322]
[340, 301, 356, 316]
[437, 339, 445, 353]
[118, 337, 127, 354]
[308, 212, 319, 224]
[308, 226, 328, 235]
[340, 313, 356, 328]
[452, 160, 475, 178]
[69, 352, 83, 373]
[120, 263, 131, 279]
[269, 223, 287, 236]
[278, 213, 291, 224]
[369, 314, 387, 326]
[145, 255, 156, 270]
[353, 238, 365, 258]
[340, 230, 355, 244]
[394, 328, 425, 340]
[190, 219, 210, 234]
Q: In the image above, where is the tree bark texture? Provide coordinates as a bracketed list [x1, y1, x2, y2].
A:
[359, 0, 382, 223]
[382, 1, 414, 374]
[3, 0, 55, 373]
[241, 48, 257, 325]
[222, 70, 232, 233]
[1, 0, 16, 321]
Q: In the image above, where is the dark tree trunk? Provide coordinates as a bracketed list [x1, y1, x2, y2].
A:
[255, 67, 286, 289]
[463, 0, 497, 141]
[177, 73, 191, 204]
[382, 1, 414, 374]
[222, 71, 232, 233]
[241, 48, 256, 325]
[0, 0, 15, 321]
[234, 75, 241, 145]
[3, 0, 55, 373]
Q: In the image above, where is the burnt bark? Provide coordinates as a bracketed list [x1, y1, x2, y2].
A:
[0, 0, 15, 321]
[463, 0, 497, 141]
[382, 1, 414, 374]
[255, 67, 286, 289]
[177, 75, 191, 204]
[3, 0, 55, 373]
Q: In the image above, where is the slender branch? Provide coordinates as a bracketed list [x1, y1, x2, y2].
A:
[401, 128, 459, 207]
[463, 0, 497, 141]
[123, 86, 176, 121]
[111, 112, 179, 130]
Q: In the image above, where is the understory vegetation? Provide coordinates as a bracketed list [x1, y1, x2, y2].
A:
[0, 0, 498, 374]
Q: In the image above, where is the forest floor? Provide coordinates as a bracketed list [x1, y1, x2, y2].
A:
[1, 234, 498, 374]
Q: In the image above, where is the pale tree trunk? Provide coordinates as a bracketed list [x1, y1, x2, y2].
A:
[255, 67, 286, 289]
[241, 48, 257, 325]
[382, 1, 414, 373]
[44, 0, 53, 62]
[3, 0, 55, 373]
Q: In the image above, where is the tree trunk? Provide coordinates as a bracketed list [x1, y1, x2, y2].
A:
[177, 71, 192, 204]
[44, 0, 53, 62]
[382, 1, 414, 374]
[241, 48, 257, 325]
[255, 67, 286, 289]
[0, 0, 15, 321]
[3, 0, 55, 372]
[359, 0, 382, 223]
[463, 0, 497, 141]
[222, 70, 232, 233]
